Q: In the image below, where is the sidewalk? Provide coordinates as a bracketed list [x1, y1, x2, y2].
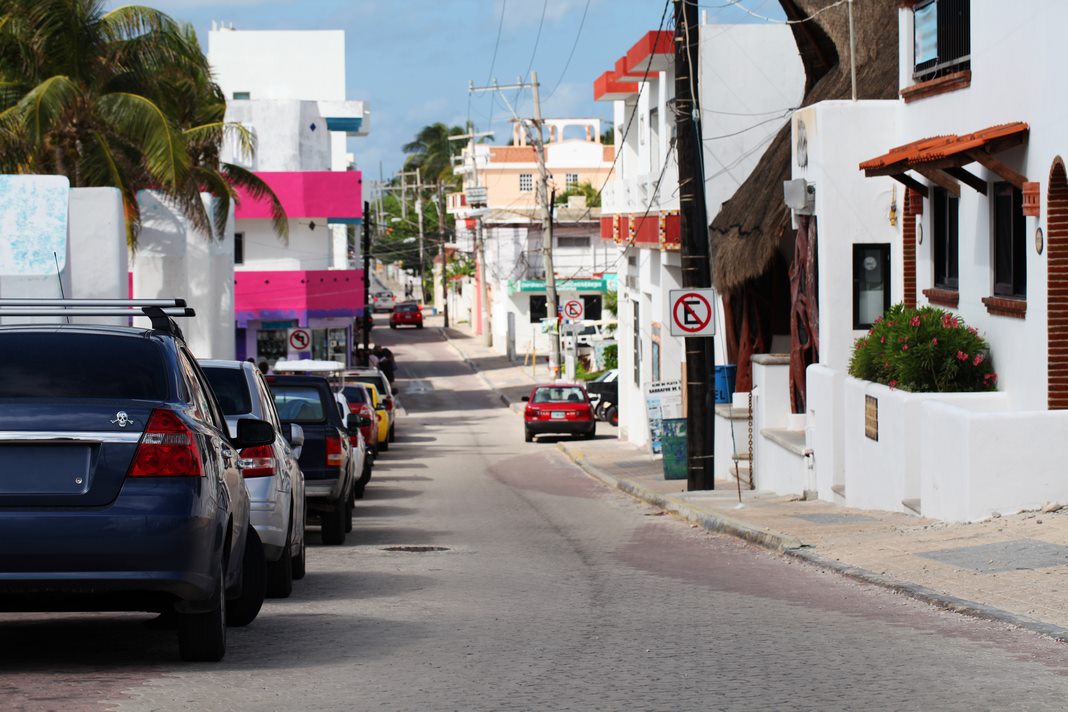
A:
[442, 322, 1068, 642]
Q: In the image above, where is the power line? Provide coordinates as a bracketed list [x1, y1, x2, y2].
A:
[484, 0, 508, 141]
[686, 0, 848, 24]
[543, 0, 592, 102]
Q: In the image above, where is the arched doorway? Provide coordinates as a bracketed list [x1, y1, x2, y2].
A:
[1048, 158, 1068, 408]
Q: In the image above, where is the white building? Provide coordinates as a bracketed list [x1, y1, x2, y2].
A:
[744, 1, 1068, 522]
[450, 118, 620, 360]
[594, 25, 803, 459]
[207, 26, 370, 366]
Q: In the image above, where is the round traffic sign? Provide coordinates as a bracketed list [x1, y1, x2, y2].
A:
[288, 329, 311, 351]
[562, 299, 584, 320]
[672, 292, 713, 334]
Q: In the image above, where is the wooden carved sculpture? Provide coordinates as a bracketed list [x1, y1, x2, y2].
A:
[789, 215, 819, 413]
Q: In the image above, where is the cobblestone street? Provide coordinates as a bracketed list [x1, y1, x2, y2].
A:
[3, 324, 1068, 711]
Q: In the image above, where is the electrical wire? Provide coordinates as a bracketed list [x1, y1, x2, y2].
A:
[543, 0, 592, 102]
[686, 0, 848, 24]
[484, 0, 508, 143]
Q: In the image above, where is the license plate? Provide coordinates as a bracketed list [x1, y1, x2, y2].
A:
[551, 412, 566, 419]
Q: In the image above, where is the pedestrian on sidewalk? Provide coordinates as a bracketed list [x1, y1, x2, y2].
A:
[374, 345, 396, 383]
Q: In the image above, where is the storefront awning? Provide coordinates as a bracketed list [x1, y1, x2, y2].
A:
[859, 122, 1029, 197]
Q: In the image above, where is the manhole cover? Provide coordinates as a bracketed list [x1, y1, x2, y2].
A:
[382, 546, 450, 553]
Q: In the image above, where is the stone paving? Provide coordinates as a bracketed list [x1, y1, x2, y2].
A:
[444, 321, 1068, 639]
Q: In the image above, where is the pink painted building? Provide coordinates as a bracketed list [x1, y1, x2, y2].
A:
[210, 27, 370, 367]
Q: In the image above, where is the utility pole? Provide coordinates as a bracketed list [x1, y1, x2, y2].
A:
[448, 130, 495, 347]
[415, 168, 425, 300]
[675, 0, 715, 491]
[361, 200, 371, 366]
[469, 73, 560, 376]
[438, 185, 449, 328]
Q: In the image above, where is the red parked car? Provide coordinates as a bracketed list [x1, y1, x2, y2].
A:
[522, 383, 596, 442]
[389, 302, 423, 329]
[340, 383, 379, 456]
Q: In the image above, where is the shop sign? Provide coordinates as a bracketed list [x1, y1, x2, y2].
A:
[865, 395, 878, 441]
[511, 278, 608, 294]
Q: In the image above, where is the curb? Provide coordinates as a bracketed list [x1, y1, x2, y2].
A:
[439, 327, 514, 409]
[555, 444, 803, 552]
[556, 443, 1068, 644]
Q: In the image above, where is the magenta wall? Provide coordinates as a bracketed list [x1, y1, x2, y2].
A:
[235, 171, 363, 220]
[234, 269, 365, 326]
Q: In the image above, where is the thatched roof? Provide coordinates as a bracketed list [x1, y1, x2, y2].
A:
[709, 0, 899, 293]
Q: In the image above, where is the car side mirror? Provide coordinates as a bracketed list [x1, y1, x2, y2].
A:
[235, 418, 275, 449]
[392, 387, 399, 396]
[286, 423, 304, 448]
[521, 395, 530, 401]
[358, 416, 372, 428]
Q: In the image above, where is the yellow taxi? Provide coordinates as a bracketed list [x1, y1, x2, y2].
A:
[362, 382, 391, 450]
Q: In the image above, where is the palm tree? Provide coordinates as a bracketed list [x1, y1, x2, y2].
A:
[401, 122, 467, 187]
[0, 0, 287, 244]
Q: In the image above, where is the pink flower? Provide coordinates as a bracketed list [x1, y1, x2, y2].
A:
[889, 380, 898, 390]
[932, 338, 939, 345]
[968, 326, 978, 335]
[880, 336, 885, 344]
[957, 351, 969, 361]
[910, 316, 921, 327]
[942, 313, 959, 329]
[902, 344, 909, 351]
[973, 354, 984, 366]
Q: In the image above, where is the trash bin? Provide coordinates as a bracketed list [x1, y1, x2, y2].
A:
[661, 418, 687, 480]
[714, 365, 737, 404]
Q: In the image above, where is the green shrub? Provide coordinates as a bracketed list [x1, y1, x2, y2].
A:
[603, 343, 618, 370]
[848, 303, 997, 392]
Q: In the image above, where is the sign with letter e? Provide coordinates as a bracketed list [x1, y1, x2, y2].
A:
[668, 289, 717, 337]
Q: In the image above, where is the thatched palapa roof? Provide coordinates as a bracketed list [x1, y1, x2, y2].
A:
[708, 0, 899, 293]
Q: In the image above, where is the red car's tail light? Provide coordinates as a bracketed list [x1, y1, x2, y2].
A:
[128, 409, 204, 477]
[326, 434, 344, 467]
[384, 397, 394, 412]
[239, 444, 276, 478]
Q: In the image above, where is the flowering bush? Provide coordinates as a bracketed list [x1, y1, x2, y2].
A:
[848, 303, 997, 392]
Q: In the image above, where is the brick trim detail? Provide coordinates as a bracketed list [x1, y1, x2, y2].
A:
[1048, 158, 1068, 408]
[923, 288, 959, 308]
[982, 296, 1027, 319]
[900, 71, 972, 104]
[901, 189, 922, 307]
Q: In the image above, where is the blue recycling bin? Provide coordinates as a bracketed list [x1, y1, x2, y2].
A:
[714, 365, 737, 404]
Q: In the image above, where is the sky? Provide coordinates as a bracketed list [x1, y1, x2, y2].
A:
[108, 0, 785, 179]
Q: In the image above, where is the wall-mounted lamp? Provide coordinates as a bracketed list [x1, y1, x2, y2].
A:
[1036, 226, 1044, 255]
[888, 186, 898, 227]
[916, 222, 923, 245]
[308, 221, 317, 231]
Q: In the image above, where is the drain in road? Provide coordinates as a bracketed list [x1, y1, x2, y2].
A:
[383, 546, 451, 553]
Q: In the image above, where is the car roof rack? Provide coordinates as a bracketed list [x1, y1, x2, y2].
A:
[0, 299, 195, 340]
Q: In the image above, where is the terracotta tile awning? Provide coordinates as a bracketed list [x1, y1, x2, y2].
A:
[859, 122, 1030, 197]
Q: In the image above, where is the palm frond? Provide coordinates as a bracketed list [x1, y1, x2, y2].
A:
[184, 121, 255, 164]
[12, 74, 78, 149]
[98, 90, 189, 191]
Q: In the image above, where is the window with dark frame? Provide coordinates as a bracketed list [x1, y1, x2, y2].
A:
[913, 0, 970, 82]
[992, 181, 1026, 298]
[581, 295, 602, 321]
[234, 232, 244, 265]
[853, 244, 891, 330]
[632, 300, 640, 386]
[519, 173, 533, 192]
[932, 188, 958, 289]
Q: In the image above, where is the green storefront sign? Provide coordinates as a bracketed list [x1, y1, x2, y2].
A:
[510, 277, 614, 294]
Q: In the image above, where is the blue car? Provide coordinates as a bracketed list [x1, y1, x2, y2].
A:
[0, 302, 276, 662]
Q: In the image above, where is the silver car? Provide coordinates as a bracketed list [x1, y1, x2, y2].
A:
[201, 360, 307, 598]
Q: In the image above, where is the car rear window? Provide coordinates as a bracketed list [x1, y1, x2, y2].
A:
[353, 376, 388, 396]
[272, 386, 326, 423]
[396, 304, 418, 313]
[0, 332, 167, 399]
[532, 386, 588, 404]
[341, 386, 368, 404]
[202, 367, 253, 415]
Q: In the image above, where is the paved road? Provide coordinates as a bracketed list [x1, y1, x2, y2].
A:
[4, 323, 1068, 711]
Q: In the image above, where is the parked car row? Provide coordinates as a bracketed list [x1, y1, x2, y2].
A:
[0, 300, 403, 663]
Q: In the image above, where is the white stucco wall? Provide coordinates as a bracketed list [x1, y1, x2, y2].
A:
[792, 101, 900, 375]
[69, 187, 127, 325]
[209, 29, 345, 102]
[700, 23, 805, 218]
[237, 218, 340, 271]
[132, 192, 235, 359]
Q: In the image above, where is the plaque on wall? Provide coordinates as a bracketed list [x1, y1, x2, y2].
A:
[865, 395, 879, 441]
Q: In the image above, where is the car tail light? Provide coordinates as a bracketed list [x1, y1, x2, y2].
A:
[384, 397, 394, 412]
[128, 409, 204, 477]
[349, 434, 361, 448]
[348, 403, 360, 413]
[239, 444, 276, 478]
[326, 434, 344, 467]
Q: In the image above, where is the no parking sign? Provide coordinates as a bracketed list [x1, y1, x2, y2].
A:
[562, 299, 584, 321]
